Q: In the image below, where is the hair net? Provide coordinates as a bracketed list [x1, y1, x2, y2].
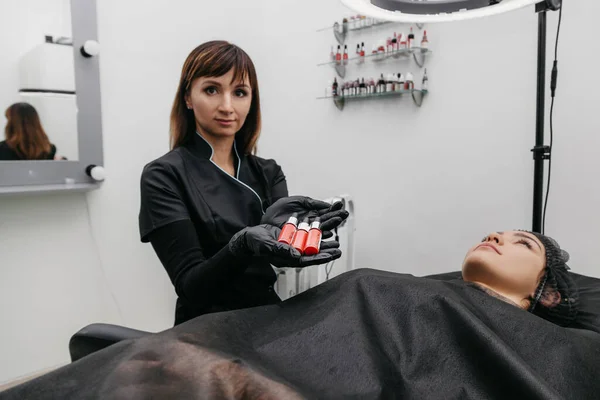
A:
[526, 232, 579, 327]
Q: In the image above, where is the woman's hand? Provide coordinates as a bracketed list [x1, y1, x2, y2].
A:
[229, 224, 342, 268]
[261, 196, 349, 239]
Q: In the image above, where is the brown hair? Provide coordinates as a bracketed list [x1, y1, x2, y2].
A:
[170, 41, 261, 154]
[4, 102, 52, 159]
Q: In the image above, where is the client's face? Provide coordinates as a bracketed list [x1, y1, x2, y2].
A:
[462, 231, 546, 307]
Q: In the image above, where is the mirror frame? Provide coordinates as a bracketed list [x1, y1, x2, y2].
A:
[0, 0, 103, 195]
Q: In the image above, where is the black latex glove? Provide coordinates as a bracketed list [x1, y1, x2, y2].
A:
[229, 224, 342, 268]
[261, 196, 349, 239]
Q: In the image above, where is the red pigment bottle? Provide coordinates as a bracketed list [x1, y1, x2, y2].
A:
[303, 218, 322, 256]
[277, 213, 299, 245]
[291, 218, 310, 254]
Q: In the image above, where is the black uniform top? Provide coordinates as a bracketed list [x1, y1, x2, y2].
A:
[0, 141, 56, 160]
[139, 132, 288, 325]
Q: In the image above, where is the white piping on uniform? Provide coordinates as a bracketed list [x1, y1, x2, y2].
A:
[233, 144, 242, 180]
[196, 132, 265, 214]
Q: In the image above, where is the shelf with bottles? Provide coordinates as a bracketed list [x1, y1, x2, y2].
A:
[317, 14, 424, 45]
[321, 29, 431, 78]
[318, 70, 429, 111]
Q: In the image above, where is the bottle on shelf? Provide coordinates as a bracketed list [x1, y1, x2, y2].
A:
[332, 78, 338, 97]
[335, 45, 341, 65]
[399, 33, 407, 50]
[396, 73, 404, 92]
[378, 73, 386, 93]
[421, 30, 429, 49]
[392, 32, 398, 52]
[343, 44, 349, 65]
[422, 69, 429, 91]
[404, 72, 414, 90]
[360, 42, 365, 64]
[377, 44, 385, 61]
[408, 27, 415, 49]
[386, 73, 394, 92]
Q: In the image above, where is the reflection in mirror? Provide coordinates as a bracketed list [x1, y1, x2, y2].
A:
[0, 0, 77, 162]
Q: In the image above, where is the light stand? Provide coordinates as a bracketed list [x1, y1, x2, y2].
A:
[532, 0, 560, 233]
[341, 0, 562, 233]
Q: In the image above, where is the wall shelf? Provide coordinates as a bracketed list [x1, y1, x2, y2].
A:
[0, 182, 101, 197]
[317, 89, 428, 111]
[318, 20, 424, 45]
[319, 47, 430, 78]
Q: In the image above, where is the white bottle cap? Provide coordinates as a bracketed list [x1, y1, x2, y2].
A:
[287, 214, 299, 226]
[298, 221, 310, 231]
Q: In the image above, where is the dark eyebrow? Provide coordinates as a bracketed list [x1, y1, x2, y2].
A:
[201, 80, 222, 87]
[202, 80, 250, 90]
[514, 232, 542, 251]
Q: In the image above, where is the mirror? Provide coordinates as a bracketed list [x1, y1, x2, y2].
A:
[0, 0, 77, 162]
[0, 0, 103, 194]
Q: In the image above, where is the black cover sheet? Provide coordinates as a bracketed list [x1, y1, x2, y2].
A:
[3, 269, 600, 399]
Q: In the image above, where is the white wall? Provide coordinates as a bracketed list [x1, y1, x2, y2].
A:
[1, 0, 598, 383]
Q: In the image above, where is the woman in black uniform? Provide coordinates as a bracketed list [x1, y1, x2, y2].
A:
[140, 41, 348, 325]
